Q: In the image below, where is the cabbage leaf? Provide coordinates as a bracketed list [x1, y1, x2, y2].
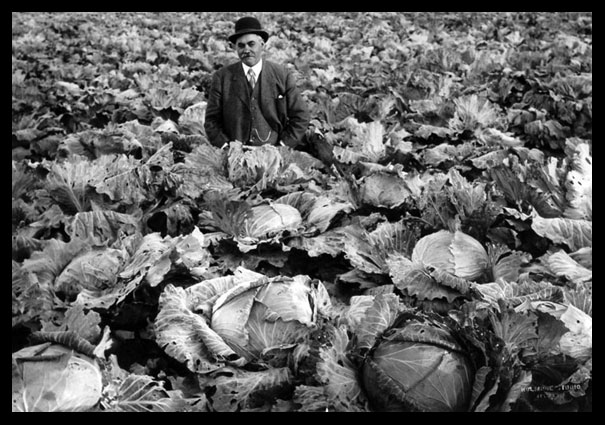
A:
[315, 326, 366, 411]
[275, 191, 352, 234]
[531, 215, 591, 251]
[347, 293, 403, 351]
[101, 355, 186, 412]
[227, 141, 283, 189]
[332, 119, 386, 163]
[43, 155, 103, 214]
[359, 172, 413, 208]
[155, 281, 244, 373]
[204, 366, 292, 412]
[66, 210, 140, 247]
[88, 153, 148, 208]
[53, 249, 127, 299]
[563, 142, 592, 220]
[172, 143, 232, 199]
[75, 228, 211, 310]
[543, 249, 592, 284]
[237, 203, 303, 252]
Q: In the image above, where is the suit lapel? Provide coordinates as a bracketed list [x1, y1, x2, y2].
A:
[259, 62, 273, 113]
[231, 64, 250, 104]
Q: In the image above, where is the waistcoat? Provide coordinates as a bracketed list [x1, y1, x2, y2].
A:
[248, 78, 278, 145]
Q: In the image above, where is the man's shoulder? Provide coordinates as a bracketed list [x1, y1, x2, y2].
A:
[263, 60, 293, 82]
[263, 60, 288, 74]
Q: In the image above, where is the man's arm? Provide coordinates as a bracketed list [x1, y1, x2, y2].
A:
[280, 70, 310, 148]
[204, 72, 230, 147]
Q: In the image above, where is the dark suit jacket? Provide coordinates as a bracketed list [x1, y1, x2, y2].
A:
[204, 60, 310, 148]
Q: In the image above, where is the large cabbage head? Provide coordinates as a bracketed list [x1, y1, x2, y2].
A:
[412, 230, 489, 281]
[361, 315, 474, 412]
[13, 343, 103, 412]
[211, 274, 324, 362]
[155, 268, 331, 373]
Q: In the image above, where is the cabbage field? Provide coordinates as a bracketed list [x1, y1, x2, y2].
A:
[12, 12, 592, 412]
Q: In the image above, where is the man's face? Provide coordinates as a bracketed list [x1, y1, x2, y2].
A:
[235, 33, 264, 67]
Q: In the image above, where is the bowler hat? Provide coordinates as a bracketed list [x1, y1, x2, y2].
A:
[228, 16, 269, 44]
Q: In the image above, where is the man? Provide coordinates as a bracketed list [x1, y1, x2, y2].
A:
[204, 16, 334, 163]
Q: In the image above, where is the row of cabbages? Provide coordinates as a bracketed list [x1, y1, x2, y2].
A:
[148, 226, 590, 411]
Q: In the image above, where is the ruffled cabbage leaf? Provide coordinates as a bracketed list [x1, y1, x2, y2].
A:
[284, 229, 347, 258]
[53, 247, 128, 299]
[359, 172, 414, 209]
[563, 142, 591, 220]
[89, 153, 149, 208]
[42, 154, 104, 214]
[563, 281, 592, 317]
[509, 300, 592, 369]
[292, 385, 333, 412]
[19, 238, 89, 289]
[276, 145, 326, 186]
[178, 101, 207, 136]
[101, 355, 187, 412]
[472, 278, 562, 312]
[314, 325, 368, 411]
[57, 126, 143, 160]
[227, 141, 283, 189]
[171, 143, 232, 199]
[340, 219, 420, 276]
[236, 203, 303, 252]
[155, 275, 253, 373]
[388, 256, 473, 306]
[203, 366, 292, 412]
[343, 293, 404, 351]
[557, 304, 592, 361]
[531, 214, 591, 251]
[226, 141, 327, 192]
[75, 227, 211, 309]
[470, 146, 544, 170]
[201, 195, 306, 253]
[66, 210, 140, 247]
[487, 243, 532, 282]
[332, 119, 386, 164]
[541, 249, 592, 284]
[40, 303, 102, 344]
[275, 191, 352, 234]
[13, 270, 58, 328]
[488, 307, 539, 357]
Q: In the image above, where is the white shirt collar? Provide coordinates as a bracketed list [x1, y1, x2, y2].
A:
[242, 59, 263, 80]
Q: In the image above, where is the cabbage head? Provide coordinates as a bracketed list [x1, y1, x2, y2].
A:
[412, 230, 489, 281]
[155, 268, 331, 372]
[361, 315, 474, 412]
[211, 274, 324, 362]
[12, 343, 103, 412]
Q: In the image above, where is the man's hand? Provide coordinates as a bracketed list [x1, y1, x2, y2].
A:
[306, 129, 335, 165]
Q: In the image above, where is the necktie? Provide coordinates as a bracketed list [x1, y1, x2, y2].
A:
[247, 69, 256, 90]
